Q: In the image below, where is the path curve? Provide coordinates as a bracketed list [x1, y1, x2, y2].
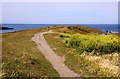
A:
[32, 31, 80, 77]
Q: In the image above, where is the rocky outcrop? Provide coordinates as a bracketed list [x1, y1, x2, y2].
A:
[0, 26, 14, 30]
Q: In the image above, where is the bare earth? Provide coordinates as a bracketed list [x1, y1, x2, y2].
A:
[32, 31, 80, 77]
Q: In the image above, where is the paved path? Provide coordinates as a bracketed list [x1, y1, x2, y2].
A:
[32, 31, 80, 77]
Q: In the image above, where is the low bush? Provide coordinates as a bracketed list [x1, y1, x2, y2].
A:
[59, 33, 119, 54]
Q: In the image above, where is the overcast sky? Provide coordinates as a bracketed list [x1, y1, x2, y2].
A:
[2, 2, 118, 24]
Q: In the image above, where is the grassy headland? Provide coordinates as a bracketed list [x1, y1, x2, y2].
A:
[1, 25, 119, 77]
[44, 25, 119, 77]
[2, 28, 59, 77]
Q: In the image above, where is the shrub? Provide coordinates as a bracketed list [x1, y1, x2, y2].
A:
[59, 33, 119, 54]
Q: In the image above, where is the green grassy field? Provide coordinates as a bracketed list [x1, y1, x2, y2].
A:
[2, 28, 60, 77]
[1, 25, 119, 77]
[44, 32, 119, 77]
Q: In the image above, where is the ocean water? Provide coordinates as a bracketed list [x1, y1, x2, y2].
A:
[1, 24, 118, 33]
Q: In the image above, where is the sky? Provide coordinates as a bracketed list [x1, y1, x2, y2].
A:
[1, 0, 119, 2]
[1, 2, 118, 24]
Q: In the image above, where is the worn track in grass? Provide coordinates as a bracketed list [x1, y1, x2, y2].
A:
[32, 31, 80, 77]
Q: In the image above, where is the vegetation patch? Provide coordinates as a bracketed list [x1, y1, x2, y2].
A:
[44, 33, 119, 77]
[2, 29, 59, 77]
[1, 25, 119, 77]
[59, 33, 119, 54]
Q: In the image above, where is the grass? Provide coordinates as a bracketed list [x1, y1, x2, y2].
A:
[1, 25, 118, 77]
[0, 34, 2, 77]
[44, 33, 119, 77]
[47, 25, 103, 34]
[2, 28, 60, 77]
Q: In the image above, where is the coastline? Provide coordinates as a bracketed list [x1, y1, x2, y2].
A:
[2, 25, 119, 77]
[1, 24, 119, 34]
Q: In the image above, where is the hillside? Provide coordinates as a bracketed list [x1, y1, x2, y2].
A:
[1, 25, 119, 77]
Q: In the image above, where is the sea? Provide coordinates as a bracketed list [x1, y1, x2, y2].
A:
[1, 24, 118, 33]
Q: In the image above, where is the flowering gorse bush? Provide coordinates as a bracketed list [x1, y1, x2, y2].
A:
[59, 33, 119, 54]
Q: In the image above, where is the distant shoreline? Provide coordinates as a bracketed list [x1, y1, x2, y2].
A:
[1, 24, 118, 34]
